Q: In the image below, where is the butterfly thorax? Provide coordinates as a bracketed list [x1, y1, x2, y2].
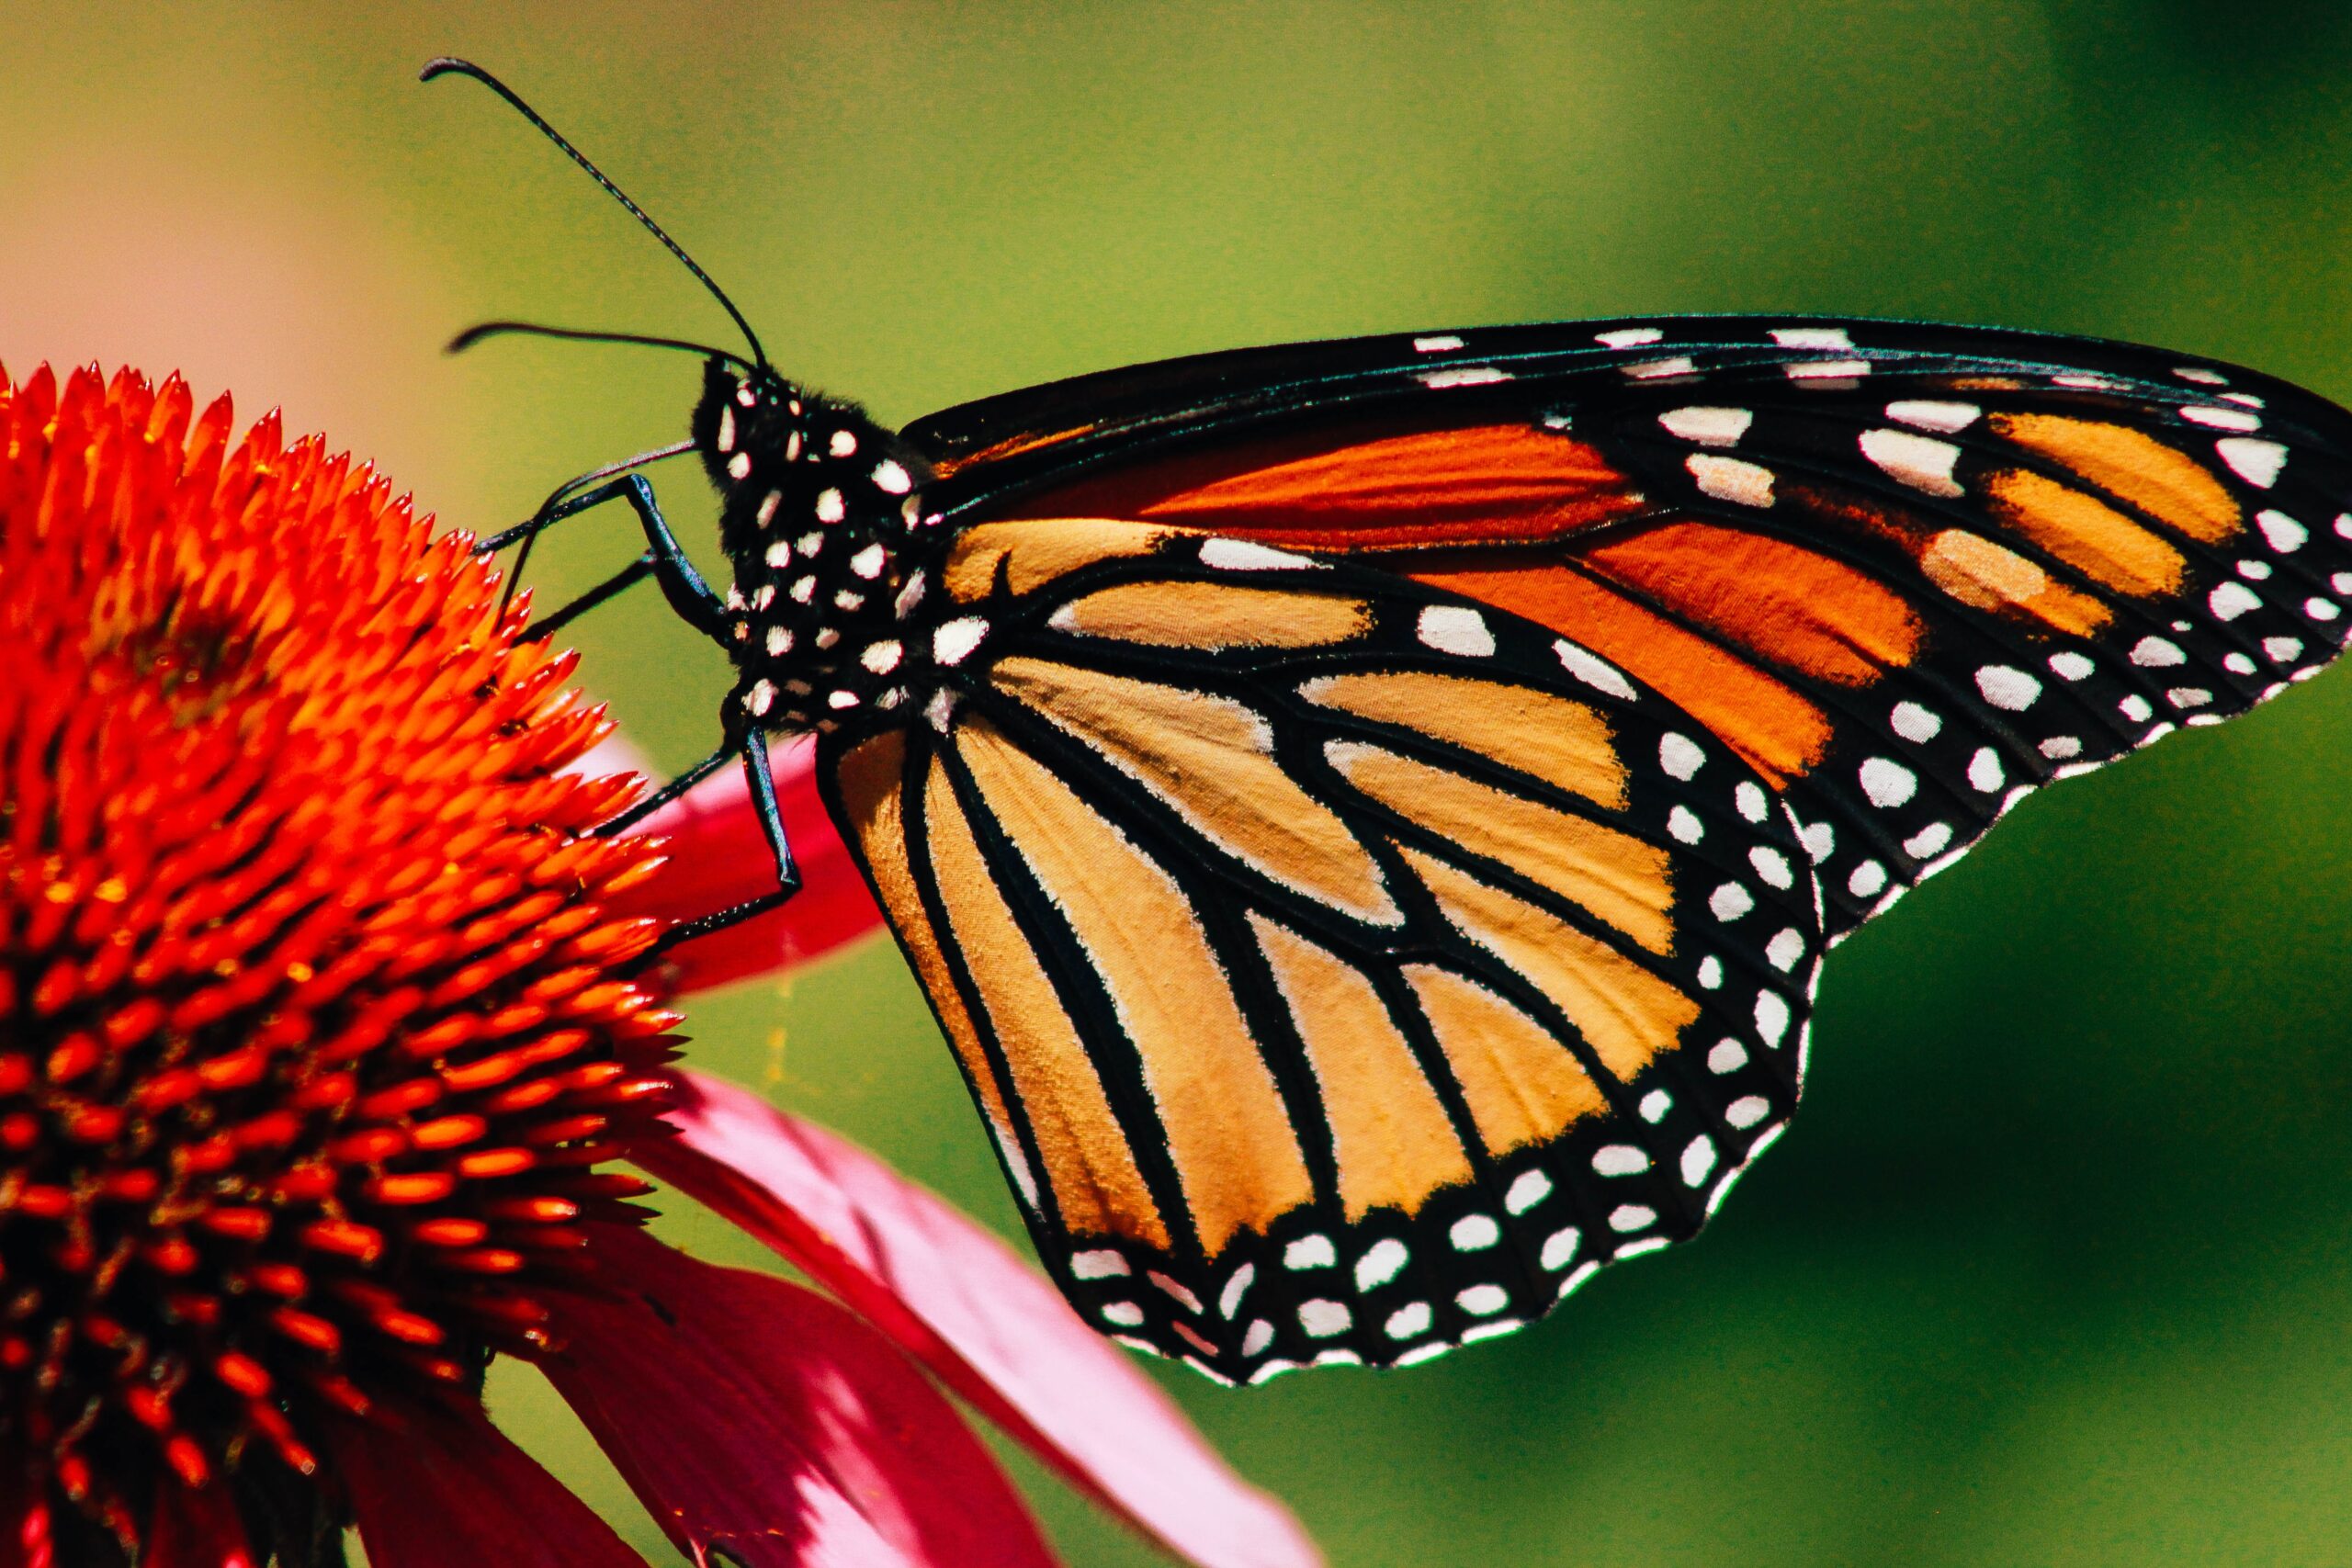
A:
[693, 357, 937, 733]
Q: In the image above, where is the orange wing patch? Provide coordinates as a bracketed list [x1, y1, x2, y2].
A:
[1051, 580, 1373, 649]
[956, 715, 1314, 1258]
[944, 516, 1184, 600]
[1250, 915, 1475, 1221]
[1987, 412, 2241, 543]
[1397, 844, 1700, 1085]
[1984, 468, 2187, 598]
[917, 746, 1171, 1248]
[991, 656, 1402, 924]
[1327, 739, 1676, 955]
[1580, 520, 1927, 688]
[1297, 670, 1630, 811]
[993, 419, 1648, 550]
[1403, 555, 1834, 784]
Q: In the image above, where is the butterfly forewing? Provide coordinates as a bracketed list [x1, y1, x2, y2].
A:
[820, 518, 1818, 1378]
[910, 319, 2352, 941]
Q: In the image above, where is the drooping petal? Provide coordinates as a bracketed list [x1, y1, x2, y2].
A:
[637, 1071, 1321, 1568]
[328, 1399, 650, 1568]
[607, 734, 886, 993]
[543, 1224, 1057, 1568]
[145, 1482, 254, 1568]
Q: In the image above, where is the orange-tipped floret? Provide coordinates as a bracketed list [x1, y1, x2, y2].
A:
[0, 365, 677, 1556]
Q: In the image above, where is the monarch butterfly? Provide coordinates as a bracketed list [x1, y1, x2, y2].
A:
[433, 61, 2352, 1383]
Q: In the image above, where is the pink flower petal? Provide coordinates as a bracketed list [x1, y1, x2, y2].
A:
[546, 1224, 1057, 1568]
[145, 1482, 254, 1568]
[327, 1399, 650, 1568]
[637, 1070, 1321, 1568]
[607, 734, 886, 993]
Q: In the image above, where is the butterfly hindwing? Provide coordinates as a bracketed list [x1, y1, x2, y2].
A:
[819, 518, 1820, 1378]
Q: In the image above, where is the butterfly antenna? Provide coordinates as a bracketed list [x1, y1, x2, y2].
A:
[422, 57, 770, 371]
[447, 319, 755, 372]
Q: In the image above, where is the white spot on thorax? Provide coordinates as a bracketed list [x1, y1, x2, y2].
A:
[861, 639, 903, 674]
[727, 452, 752, 480]
[828, 429, 858, 457]
[815, 488, 846, 523]
[755, 490, 783, 528]
[764, 539, 792, 569]
[873, 459, 912, 494]
[849, 542, 888, 579]
[716, 406, 737, 453]
[933, 616, 989, 666]
[924, 688, 960, 733]
[764, 626, 791, 657]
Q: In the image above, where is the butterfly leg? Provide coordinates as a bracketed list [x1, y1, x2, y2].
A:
[492, 474, 726, 636]
[634, 724, 802, 958]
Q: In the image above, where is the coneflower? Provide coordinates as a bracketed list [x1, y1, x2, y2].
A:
[0, 364, 1314, 1568]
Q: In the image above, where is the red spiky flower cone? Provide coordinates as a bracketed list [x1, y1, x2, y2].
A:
[0, 365, 1317, 1568]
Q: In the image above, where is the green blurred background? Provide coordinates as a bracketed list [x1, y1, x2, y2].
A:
[11, 4, 2352, 1562]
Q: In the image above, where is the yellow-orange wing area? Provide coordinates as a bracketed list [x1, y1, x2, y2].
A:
[818, 520, 1818, 1379]
[939, 325, 2352, 942]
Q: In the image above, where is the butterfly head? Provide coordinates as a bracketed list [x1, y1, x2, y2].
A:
[693, 357, 937, 734]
